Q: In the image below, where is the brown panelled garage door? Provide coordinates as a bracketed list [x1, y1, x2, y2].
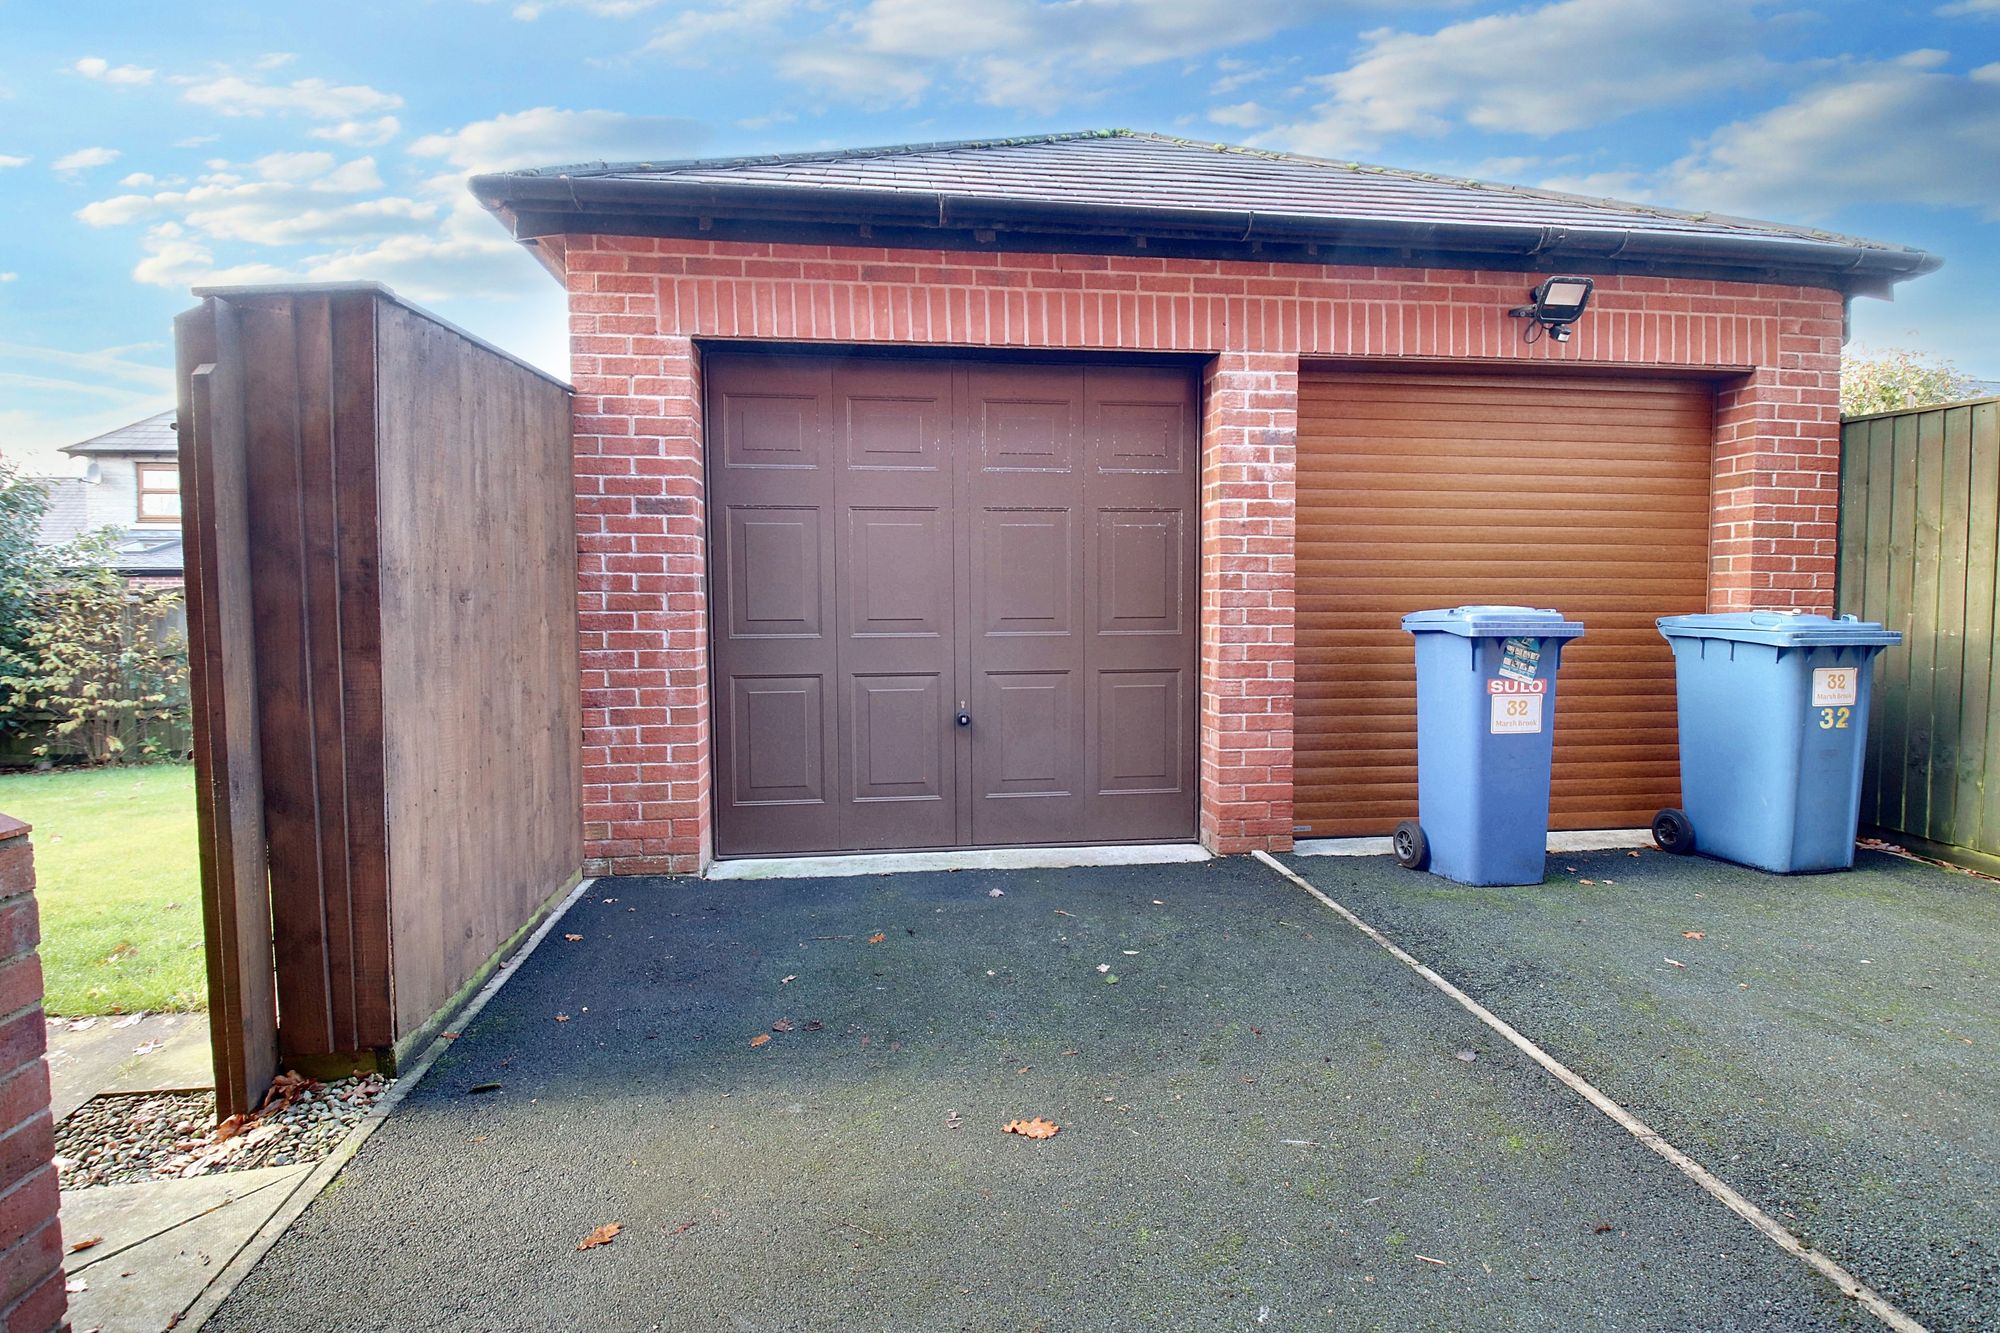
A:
[707, 352, 1197, 857]
[1295, 365, 1715, 836]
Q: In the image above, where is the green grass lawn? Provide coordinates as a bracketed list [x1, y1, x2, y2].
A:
[0, 764, 205, 1015]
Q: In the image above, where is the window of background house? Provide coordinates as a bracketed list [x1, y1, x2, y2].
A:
[135, 462, 181, 524]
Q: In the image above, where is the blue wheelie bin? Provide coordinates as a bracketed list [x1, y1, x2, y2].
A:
[1395, 606, 1586, 886]
[1653, 612, 1902, 873]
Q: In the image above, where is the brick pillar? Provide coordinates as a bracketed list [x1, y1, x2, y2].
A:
[1710, 295, 1845, 613]
[572, 304, 711, 876]
[0, 817, 65, 1333]
[1199, 352, 1298, 854]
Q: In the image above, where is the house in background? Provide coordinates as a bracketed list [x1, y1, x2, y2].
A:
[34, 409, 184, 586]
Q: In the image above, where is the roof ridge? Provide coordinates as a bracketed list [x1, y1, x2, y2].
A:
[507, 128, 1135, 182]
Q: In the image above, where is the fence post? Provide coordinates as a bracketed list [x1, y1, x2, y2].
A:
[0, 815, 66, 1332]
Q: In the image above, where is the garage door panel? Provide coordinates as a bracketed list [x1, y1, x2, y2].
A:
[712, 353, 1195, 856]
[1296, 365, 1713, 837]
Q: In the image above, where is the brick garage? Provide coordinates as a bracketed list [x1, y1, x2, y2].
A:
[474, 131, 1936, 875]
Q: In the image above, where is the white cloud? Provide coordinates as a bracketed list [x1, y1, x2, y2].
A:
[0, 273, 15, 282]
[648, 0, 1354, 110]
[173, 135, 219, 148]
[177, 71, 404, 120]
[0, 342, 180, 474]
[253, 52, 297, 70]
[1269, 0, 1776, 154]
[0, 154, 28, 169]
[1938, 0, 2000, 13]
[74, 56, 157, 85]
[80, 154, 425, 248]
[310, 116, 401, 147]
[409, 106, 707, 173]
[52, 147, 121, 173]
[1209, 101, 1274, 128]
[1661, 55, 2000, 221]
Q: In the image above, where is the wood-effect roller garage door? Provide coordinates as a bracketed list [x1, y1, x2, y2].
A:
[707, 353, 1198, 857]
[1296, 366, 1715, 836]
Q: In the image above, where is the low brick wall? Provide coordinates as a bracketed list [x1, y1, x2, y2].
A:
[0, 817, 65, 1333]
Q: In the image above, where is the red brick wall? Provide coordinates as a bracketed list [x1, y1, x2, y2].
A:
[560, 236, 1843, 871]
[0, 818, 65, 1333]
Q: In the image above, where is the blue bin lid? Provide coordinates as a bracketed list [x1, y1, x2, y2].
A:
[1656, 611, 1902, 648]
[1401, 605, 1586, 639]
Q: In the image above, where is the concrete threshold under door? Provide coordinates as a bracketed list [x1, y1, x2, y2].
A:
[1294, 828, 1653, 858]
[706, 843, 1212, 881]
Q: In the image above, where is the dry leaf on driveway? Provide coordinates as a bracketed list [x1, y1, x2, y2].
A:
[577, 1222, 621, 1251]
[750, 1033, 771, 1047]
[66, 1236, 102, 1254]
[555, 1013, 571, 1023]
[1004, 1117, 1060, 1139]
[564, 934, 583, 942]
[771, 1019, 794, 1032]
[867, 932, 887, 944]
[1682, 931, 1706, 939]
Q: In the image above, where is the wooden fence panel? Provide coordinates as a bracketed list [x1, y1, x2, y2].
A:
[175, 304, 278, 1122]
[1840, 396, 2000, 867]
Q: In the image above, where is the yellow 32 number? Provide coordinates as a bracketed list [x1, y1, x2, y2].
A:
[1504, 699, 1531, 718]
[1818, 707, 1851, 730]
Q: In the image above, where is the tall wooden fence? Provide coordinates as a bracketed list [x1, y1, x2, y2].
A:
[1838, 394, 2000, 870]
[176, 282, 582, 1117]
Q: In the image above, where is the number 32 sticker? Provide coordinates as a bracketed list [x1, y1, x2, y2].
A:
[1812, 667, 1856, 729]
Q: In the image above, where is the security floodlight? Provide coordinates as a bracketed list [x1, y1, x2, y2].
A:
[1509, 275, 1595, 342]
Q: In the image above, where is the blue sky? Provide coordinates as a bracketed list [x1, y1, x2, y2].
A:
[2, 0, 1996, 472]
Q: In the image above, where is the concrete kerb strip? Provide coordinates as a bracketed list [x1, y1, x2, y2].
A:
[175, 875, 598, 1330]
[1250, 850, 1929, 1333]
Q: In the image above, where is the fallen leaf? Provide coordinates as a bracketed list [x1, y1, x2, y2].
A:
[1682, 931, 1705, 940]
[564, 934, 583, 942]
[66, 1236, 103, 1254]
[781, 975, 797, 985]
[1627, 850, 1643, 858]
[469, 1082, 503, 1095]
[1664, 958, 1686, 968]
[867, 932, 886, 945]
[64, 1278, 86, 1295]
[771, 1019, 794, 1032]
[1096, 963, 1111, 973]
[1453, 1050, 1477, 1063]
[1018, 1065, 1033, 1073]
[945, 1110, 963, 1130]
[1061, 1048, 1079, 1056]
[1053, 910, 1073, 918]
[1414, 1254, 1450, 1268]
[555, 1013, 571, 1022]
[1103, 974, 1119, 984]
[669, 1220, 699, 1236]
[1151, 899, 1164, 905]
[133, 1040, 165, 1056]
[215, 1114, 248, 1142]
[1578, 879, 1596, 886]
[1593, 1221, 1614, 1234]
[987, 888, 1005, 898]
[802, 1020, 824, 1032]
[577, 1222, 621, 1251]
[442, 1031, 460, 1041]
[750, 1033, 771, 1047]
[1004, 1116, 1060, 1139]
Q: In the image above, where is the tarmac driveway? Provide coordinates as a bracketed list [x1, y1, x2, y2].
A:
[206, 853, 1956, 1331]
[1281, 844, 2000, 1333]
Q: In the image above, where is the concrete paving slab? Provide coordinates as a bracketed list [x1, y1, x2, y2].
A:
[60, 1164, 310, 1332]
[47, 1014, 212, 1122]
[1281, 845, 2000, 1332]
[209, 858, 1870, 1331]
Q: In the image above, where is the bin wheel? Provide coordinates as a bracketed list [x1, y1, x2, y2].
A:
[1393, 820, 1430, 871]
[1652, 808, 1696, 856]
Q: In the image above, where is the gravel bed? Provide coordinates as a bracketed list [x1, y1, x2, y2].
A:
[54, 1074, 390, 1190]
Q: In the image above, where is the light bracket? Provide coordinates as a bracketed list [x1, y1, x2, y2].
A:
[1509, 275, 1595, 343]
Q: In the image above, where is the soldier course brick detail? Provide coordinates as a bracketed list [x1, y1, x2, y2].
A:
[554, 234, 1843, 873]
[0, 817, 65, 1333]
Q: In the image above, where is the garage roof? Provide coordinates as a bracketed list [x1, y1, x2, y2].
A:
[472, 129, 1938, 295]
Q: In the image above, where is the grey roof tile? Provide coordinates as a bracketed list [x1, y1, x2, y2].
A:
[62, 409, 178, 456]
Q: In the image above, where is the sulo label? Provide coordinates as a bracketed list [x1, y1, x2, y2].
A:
[1811, 667, 1858, 708]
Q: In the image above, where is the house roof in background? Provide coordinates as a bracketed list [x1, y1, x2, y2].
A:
[32, 478, 90, 547]
[61, 409, 178, 457]
[473, 129, 1940, 295]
